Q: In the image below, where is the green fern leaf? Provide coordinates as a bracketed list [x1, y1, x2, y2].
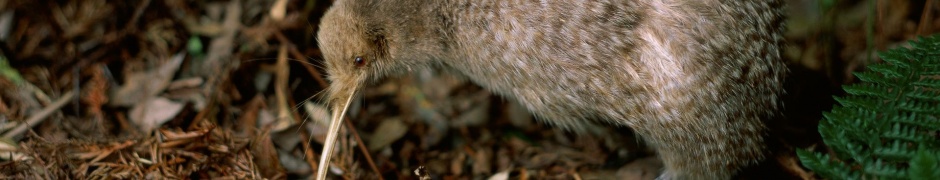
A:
[879, 48, 912, 69]
[843, 84, 894, 99]
[799, 35, 940, 179]
[912, 78, 940, 88]
[908, 149, 940, 180]
[854, 71, 891, 84]
[904, 90, 940, 102]
[867, 63, 905, 79]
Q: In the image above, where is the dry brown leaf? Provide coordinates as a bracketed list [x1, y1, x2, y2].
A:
[110, 53, 185, 107]
[251, 127, 286, 178]
[472, 146, 493, 176]
[451, 102, 488, 127]
[367, 117, 407, 152]
[270, 0, 288, 21]
[487, 169, 510, 180]
[0, 138, 28, 161]
[236, 95, 264, 135]
[165, 77, 204, 90]
[199, 0, 240, 77]
[129, 97, 184, 134]
[616, 157, 662, 180]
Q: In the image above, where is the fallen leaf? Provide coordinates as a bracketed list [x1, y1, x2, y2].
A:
[451, 101, 488, 127]
[616, 156, 662, 180]
[279, 148, 312, 175]
[129, 97, 184, 134]
[473, 146, 493, 175]
[110, 53, 185, 107]
[303, 102, 330, 143]
[270, 128, 300, 152]
[199, 0, 239, 77]
[166, 77, 204, 90]
[367, 117, 408, 152]
[269, 0, 288, 21]
[487, 170, 510, 180]
[0, 137, 28, 161]
[257, 108, 277, 129]
[251, 127, 286, 178]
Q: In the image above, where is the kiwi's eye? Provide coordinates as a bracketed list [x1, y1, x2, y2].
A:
[354, 56, 366, 67]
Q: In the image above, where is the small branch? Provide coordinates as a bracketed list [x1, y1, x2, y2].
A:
[345, 119, 384, 180]
[273, 31, 329, 88]
[290, 46, 329, 88]
[125, 0, 152, 31]
[272, 44, 294, 131]
[3, 91, 76, 139]
[301, 127, 320, 177]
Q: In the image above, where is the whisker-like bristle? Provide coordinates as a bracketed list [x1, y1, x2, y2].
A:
[294, 100, 311, 133]
[294, 90, 326, 112]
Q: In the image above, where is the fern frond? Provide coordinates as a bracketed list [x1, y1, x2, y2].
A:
[797, 149, 860, 179]
[878, 47, 913, 69]
[854, 71, 891, 84]
[912, 78, 940, 88]
[832, 95, 882, 111]
[884, 122, 929, 143]
[866, 63, 906, 79]
[904, 90, 940, 102]
[799, 35, 940, 179]
[842, 84, 894, 99]
[897, 101, 940, 114]
[873, 139, 917, 161]
[908, 149, 940, 180]
[863, 159, 906, 179]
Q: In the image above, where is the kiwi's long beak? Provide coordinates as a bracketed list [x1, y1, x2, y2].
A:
[315, 88, 357, 180]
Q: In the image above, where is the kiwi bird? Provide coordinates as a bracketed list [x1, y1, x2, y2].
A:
[314, 0, 786, 179]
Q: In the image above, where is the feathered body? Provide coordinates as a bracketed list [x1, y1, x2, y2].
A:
[317, 0, 786, 179]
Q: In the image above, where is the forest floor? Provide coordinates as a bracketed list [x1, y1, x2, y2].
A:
[0, 0, 937, 179]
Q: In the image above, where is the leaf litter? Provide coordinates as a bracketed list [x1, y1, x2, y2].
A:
[0, 0, 938, 179]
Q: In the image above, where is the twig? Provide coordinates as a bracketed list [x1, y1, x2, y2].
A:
[300, 125, 321, 177]
[273, 30, 329, 88]
[125, 0, 152, 31]
[290, 46, 329, 88]
[2, 91, 76, 139]
[344, 118, 384, 180]
[571, 169, 583, 180]
[272, 44, 294, 131]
